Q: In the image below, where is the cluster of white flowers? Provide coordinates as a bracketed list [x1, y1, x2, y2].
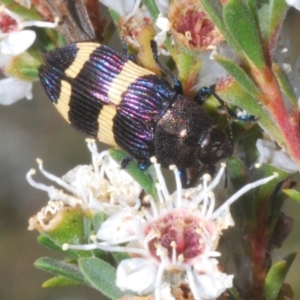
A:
[28, 139, 278, 299]
[0, 3, 57, 105]
[27, 139, 142, 229]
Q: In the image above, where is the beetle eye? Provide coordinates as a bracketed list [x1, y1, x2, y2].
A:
[198, 128, 233, 165]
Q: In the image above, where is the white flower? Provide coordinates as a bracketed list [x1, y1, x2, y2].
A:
[99, 0, 168, 20]
[255, 139, 297, 173]
[99, 0, 141, 21]
[64, 158, 277, 299]
[192, 44, 240, 89]
[0, 77, 32, 105]
[154, 13, 171, 55]
[285, 0, 300, 10]
[27, 139, 142, 219]
[155, 0, 169, 16]
[0, 6, 58, 105]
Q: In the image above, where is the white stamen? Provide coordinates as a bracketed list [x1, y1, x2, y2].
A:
[170, 165, 182, 207]
[155, 264, 165, 300]
[26, 169, 51, 192]
[211, 173, 278, 219]
[201, 174, 210, 216]
[153, 160, 170, 203]
[36, 159, 77, 194]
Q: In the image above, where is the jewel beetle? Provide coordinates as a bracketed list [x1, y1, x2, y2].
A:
[39, 41, 235, 171]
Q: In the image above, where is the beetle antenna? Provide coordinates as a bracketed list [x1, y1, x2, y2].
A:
[150, 40, 183, 94]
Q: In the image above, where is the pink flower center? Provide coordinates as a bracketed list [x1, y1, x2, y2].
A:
[176, 10, 214, 47]
[144, 209, 216, 262]
[0, 12, 18, 33]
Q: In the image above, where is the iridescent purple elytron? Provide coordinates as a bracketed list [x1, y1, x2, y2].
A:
[39, 42, 233, 170]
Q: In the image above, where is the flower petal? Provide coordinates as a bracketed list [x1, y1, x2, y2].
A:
[96, 210, 137, 241]
[193, 258, 233, 299]
[286, 0, 300, 10]
[0, 77, 33, 105]
[0, 54, 12, 68]
[100, 0, 141, 17]
[0, 30, 36, 55]
[116, 258, 157, 294]
[256, 139, 297, 173]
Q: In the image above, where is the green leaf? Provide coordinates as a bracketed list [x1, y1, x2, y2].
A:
[6, 50, 42, 80]
[265, 0, 289, 56]
[246, 0, 259, 24]
[0, 0, 42, 20]
[223, 0, 266, 69]
[255, 165, 289, 206]
[78, 257, 124, 299]
[109, 148, 158, 200]
[38, 209, 95, 258]
[35, 28, 67, 52]
[283, 189, 300, 203]
[44, 208, 87, 245]
[42, 275, 80, 288]
[112, 252, 130, 264]
[92, 212, 107, 232]
[227, 158, 248, 188]
[143, 0, 160, 19]
[108, 9, 121, 24]
[37, 234, 62, 251]
[264, 253, 297, 300]
[272, 63, 298, 108]
[35, 257, 86, 284]
[214, 55, 261, 98]
[217, 80, 285, 147]
[37, 234, 92, 259]
[199, 0, 241, 52]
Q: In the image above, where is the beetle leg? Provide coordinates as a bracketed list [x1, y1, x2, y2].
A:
[150, 40, 183, 94]
[138, 159, 151, 171]
[121, 156, 133, 169]
[195, 86, 257, 122]
[178, 168, 188, 188]
[121, 39, 138, 63]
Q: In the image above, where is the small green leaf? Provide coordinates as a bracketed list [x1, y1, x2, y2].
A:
[42, 275, 80, 288]
[35, 28, 67, 52]
[0, 0, 42, 20]
[109, 148, 158, 200]
[223, 0, 266, 69]
[256, 164, 289, 205]
[199, 0, 241, 52]
[214, 55, 261, 98]
[247, 0, 259, 24]
[272, 63, 298, 108]
[264, 253, 297, 300]
[108, 9, 121, 24]
[92, 212, 107, 232]
[283, 189, 300, 203]
[37, 234, 62, 251]
[265, 0, 289, 56]
[35, 257, 86, 284]
[227, 158, 248, 188]
[217, 79, 285, 147]
[6, 50, 42, 80]
[37, 234, 92, 259]
[112, 252, 130, 264]
[38, 208, 95, 258]
[78, 257, 124, 299]
[143, 0, 160, 19]
[44, 208, 87, 245]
